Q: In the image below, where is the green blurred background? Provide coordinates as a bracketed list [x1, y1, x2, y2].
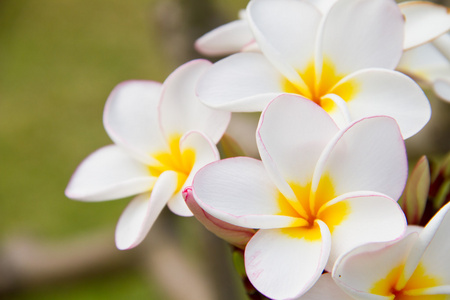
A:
[0, 0, 248, 299]
[1, 0, 450, 299]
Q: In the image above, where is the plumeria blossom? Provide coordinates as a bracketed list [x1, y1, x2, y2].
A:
[191, 95, 408, 299]
[196, 0, 431, 139]
[332, 201, 450, 300]
[399, 33, 450, 103]
[196, 1, 450, 57]
[65, 60, 231, 250]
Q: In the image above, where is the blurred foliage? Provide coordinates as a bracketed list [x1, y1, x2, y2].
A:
[0, 0, 244, 299]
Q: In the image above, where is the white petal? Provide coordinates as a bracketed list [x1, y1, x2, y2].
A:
[195, 20, 254, 56]
[225, 112, 260, 158]
[65, 145, 155, 201]
[332, 233, 419, 299]
[245, 221, 331, 300]
[192, 157, 306, 229]
[434, 77, 450, 102]
[312, 116, 408, 206]
[257, 95, 338, 197]
[330, 68, 431, 139]
[197, 52, 283, 112]
[319, 0, 404, 76]
[298, 273, 352, 300]
[103, 80, 165, 164]
[319, 192, 407, 270]
[247, 0, 321, 74]
[398, 42, 450, 80]
[159, 60, 231, 144]
[401, 1, 450, 50]
[399, 201, 450, 289]
[166, 131, 219, 217]
[115, 171, 178, 250]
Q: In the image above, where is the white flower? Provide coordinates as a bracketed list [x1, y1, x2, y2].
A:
[191, 95, 407, 299]
[65, 60, 231, 250]
[333, 201, 450, 299]
[196, 0, 450, 57]
[196, 0, 431, 139]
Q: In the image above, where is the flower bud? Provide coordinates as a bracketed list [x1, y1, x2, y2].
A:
[183, 187, 255, 249]
[399, 156, 430, 225]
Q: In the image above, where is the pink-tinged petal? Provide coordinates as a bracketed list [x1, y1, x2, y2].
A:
[247, 0, 321, 75]
[192, 157, 307, 229]
[399, 201, 450, 289]
[197, 52, 284, 112]
[184, 187, 255, 249]
[159, 60, 231, 144]
[166, 131, 220, 217]
[319, 192, 407, 270]
[400, 1, 450, 50]
[257, 94, 338, 188]
[65, 145, 155, 201]
[245, 221, 331, 300]
[103, 80, 165, 164]
[195, 20, 254, 56]
[115, 171, 178, 250]
[312, 116, 408, 207]
[298, 273, 352, 300]
[434, 77, 450, 102]
[319, 0, 403, 77]
[332, 233, 419, 299]
[330, 68, 431, 139]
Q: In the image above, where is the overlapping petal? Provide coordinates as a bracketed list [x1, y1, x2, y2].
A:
[298, 273, 351, 300]
[245, 222, 331, 300]
[319, 0, 404, 76]
[311, 116, 407, 207]
[192, 157, 307, 229]
[401, 1, 450, 50]
[103, 80, 165, 164]
[115, 171, 178, 250]
[166, 131, 219, 217]
[159, 60, 231, 144]
[195, 19, 253, 56]
[248, 0, 321, 74]
[319, 192, 406, 270]
[257, 95, 338, 201]
[197, 52, 283, 112]
[329, 68, 431, 139]
[332, 233, 418, 300]
[65, 145, 155, 201]
[399, 202, 450, 289]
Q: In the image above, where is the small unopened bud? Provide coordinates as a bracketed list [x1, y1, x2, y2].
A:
[183, 187, 255, 249]
[399, 156, 430, 225]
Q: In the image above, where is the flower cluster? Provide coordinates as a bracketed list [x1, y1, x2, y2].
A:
[66, 0, 450, 299]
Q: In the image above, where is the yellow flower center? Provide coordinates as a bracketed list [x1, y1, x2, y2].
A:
[278, 174, 350, 240]
[370, 263, 444, 300]
[148, 134, 196, 192]
[282, 58, 359, 113]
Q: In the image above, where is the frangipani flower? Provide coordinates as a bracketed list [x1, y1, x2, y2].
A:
[192, 95, 407, 299]
[196, 1, 450, 57]
[332, 201, 450, 300]
[65, 60, 231, 250]
[196, 0, 431, 139]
